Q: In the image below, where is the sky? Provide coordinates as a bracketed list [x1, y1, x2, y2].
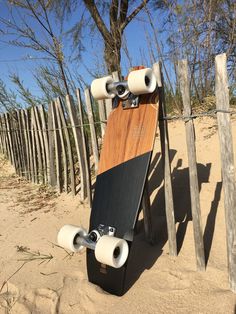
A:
[0, 1, 171, 104]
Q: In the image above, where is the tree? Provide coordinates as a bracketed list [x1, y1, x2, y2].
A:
[10, 73, 44, 107]
[154, 0, 236, 105]
[0, 0, 72, 97]
[54, 0, 150, 75]
[0, 79, 21, 113]
[83, 0, 150, 75]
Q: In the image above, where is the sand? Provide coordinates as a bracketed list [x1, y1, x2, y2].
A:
[0, 117, 236, 313]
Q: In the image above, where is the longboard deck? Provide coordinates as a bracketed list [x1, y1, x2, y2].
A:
[87, 92, 159, 295]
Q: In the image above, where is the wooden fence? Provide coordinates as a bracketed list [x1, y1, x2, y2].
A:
[0, 54, 235, 292]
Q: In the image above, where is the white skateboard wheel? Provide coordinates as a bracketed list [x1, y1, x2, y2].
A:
[57, 224, 87, 252]
[91, 76, 115, 100]
[127, 68, 156, 95]
[95, 235, 129, 268]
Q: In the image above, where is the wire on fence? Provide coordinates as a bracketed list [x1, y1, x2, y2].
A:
[0, 120, 107, 133]
[161, 109, 236, 121]
[0, 109, 235, 132]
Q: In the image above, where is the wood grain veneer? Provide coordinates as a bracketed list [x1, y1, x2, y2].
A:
[98, 93, 159, 174]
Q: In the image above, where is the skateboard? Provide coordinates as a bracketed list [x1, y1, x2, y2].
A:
[57, 67, 159, 295]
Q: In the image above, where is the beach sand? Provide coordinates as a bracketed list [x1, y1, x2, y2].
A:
[0, 117, 235, 313]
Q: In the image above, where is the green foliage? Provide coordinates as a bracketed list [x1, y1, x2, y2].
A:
[10, 73, 45, 108]
[0, 79, 21, 113]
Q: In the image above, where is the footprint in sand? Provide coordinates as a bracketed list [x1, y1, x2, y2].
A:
[57, 272, 114, 314]
[2, 285, 59, 314]
[149, 271, 191, 292]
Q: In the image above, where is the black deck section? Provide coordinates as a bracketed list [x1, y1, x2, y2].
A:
[87, 151, 152, 295]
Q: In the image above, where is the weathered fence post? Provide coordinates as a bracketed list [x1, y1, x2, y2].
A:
[0, 115, 7, 156]
[31, 107, 40, 183]
[66, 94, 87, 200]
[14, 111, 24, 176]
[215, 53, 236, 293]
[153, 62, 177, 256]
[38, 105, 50, 183]
[17, 111, 26, 177]
[5, 113, 15, 169]
[55, 98, 68, 193]
[56, 98, 76, 196]
[76, 89, 92, 207]
[51, 101, 62, 193]
[34, 107, 47, 184]
[21, 110, 30, 180]
[178, 59, 205, 271]
[48, 102, 57, 187]
[2, 115, 10, 160]
[26, 109, 35, 182]
[0, 115, 6, 156]
[98, 100, 106, 137]
[12, 114, 20, 173]
[142, 179, 154, 244]
[84, 88, 99, 173]
[0, 115, 3, 154]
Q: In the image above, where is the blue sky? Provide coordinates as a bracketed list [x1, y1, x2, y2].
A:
[0, 1, 170, 102]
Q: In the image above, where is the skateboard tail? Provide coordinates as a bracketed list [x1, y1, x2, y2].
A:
[87, 151, 154, 295]
[89, 151, 153, 239]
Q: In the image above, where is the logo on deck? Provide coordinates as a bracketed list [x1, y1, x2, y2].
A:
[132, 126, 146, 138]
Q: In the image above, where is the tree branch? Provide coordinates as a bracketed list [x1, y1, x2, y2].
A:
[83, 0, 111, 41]
[119, 0, 128, 25]
[110, 0, 119, 23]
[121, 0, 150, 31]
[25, 0, 53, 37]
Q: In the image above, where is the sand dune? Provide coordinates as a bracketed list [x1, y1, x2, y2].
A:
[0, 117, 235, 313]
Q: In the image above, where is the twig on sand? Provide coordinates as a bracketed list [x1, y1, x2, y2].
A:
[16, 245, 53, 264]
[40, 272, 58, 276]
[49, 241, 75, 259]
[0, 262, 27, 294]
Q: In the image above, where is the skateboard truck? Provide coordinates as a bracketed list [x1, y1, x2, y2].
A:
[88, 224, 115, 242]
[105, 81, 139, 109]
[57, 224, 129, 268]
[90, 68, 156, 109]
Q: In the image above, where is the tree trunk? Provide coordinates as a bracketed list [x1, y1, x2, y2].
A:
[104, 37, 122, 75]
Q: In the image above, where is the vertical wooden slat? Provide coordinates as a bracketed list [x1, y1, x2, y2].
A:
[178, 59, 205, 271]
[98, 100, 106, 137]
[17, 110, 26, 177]
[35, 108, 44, 182]
[0, 115, 6, 155]
[34, 107, 47, 184]
[21, 110, 30, 180]
[142, 181, 154, 243]
[51, 101, 62, 193]
[105, 98, 112, 120]
[5, 113, 16, 168]
[84, 88, 99, 173]
[215, 53, 236, 293]
[2, 115, 10, 159]
[14, 111, 24, 176]
[25, 110, 34, 181]
[76, 89, 92, 207]
[57, 98, 76, 196]
[3, 114, 12, 163]
[31, 108, 38, 183]
[55, 98, 68, 192]
[66, 94, 87, 200]
[48, 102, 57, 187]
[0, 115, 3, 154]
[153, 62, 177, 256]
[39, 105, 50, 184]
[32, 107, 43, 183]
[13, 112, 23, 176]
